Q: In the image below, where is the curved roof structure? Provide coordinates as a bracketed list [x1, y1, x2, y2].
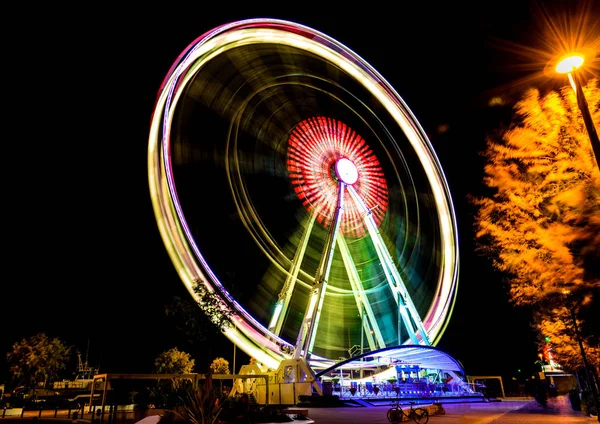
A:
[314, 345, 465, 377]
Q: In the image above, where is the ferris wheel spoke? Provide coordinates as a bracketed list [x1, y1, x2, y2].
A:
[347, 186, 431, 346]
[268, 214, 317, 336]
[337, 236, 385, 351]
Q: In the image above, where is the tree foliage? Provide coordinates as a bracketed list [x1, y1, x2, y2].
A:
[470, 78, 599, 371]
[191, 281, 233, 332]
[6, 333, 72, 389]
[535, 305, 600, 374]
[150, 347, 196, 404]
[209, 357, 230, 375]
[165, 295, 207, 348]
[165, 280, 233, 350]
[154, 347, 195, 374]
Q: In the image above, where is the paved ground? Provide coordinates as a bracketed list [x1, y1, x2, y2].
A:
[1, 395, 596, 423]
[304, 395, 598, 423]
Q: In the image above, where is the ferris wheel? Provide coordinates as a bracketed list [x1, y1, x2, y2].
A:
[148, 18, 459, 371]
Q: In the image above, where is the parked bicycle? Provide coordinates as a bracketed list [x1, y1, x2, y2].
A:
[387, 400, 429, 423]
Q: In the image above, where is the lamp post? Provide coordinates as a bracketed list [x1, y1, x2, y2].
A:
[563, 291, 600, 420]
[555, 54, 600, 171]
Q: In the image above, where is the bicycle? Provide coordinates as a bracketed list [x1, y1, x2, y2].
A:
[386, 400, 429, 423]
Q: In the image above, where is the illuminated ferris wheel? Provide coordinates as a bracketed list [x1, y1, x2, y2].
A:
[148, 18, 459, 371]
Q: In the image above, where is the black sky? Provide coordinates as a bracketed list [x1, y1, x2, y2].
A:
[4, 1, 583, 385]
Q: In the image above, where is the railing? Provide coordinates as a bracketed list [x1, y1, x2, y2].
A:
[1, 404, 134, 422]
[332, 382, 484, 400]
[2, 405, 85, 420]
[52, 380, 91, 390]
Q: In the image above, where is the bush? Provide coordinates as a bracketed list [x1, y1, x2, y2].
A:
[171, 385, 228, 424]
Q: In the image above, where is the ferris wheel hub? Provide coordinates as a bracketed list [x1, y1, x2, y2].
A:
[335, 158, 359, 185]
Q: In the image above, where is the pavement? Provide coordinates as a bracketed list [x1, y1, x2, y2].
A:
[1, 395, 596, 423]
[303, 395, 599, 423]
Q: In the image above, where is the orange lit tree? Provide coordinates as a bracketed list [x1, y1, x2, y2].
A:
[470, 78, 599, 372]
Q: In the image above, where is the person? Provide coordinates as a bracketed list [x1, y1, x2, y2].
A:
[534, 381, 548, 407]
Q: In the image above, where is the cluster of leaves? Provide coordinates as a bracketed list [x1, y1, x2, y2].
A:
[209, 357, 230, 375]
[534, 306, 599, 375]
[155, 347, 196, 375]
[471, 78, 599, 372]
[165, 280, 233, 347]
[191, 281, 233, 332]
[6, 333, 72, 389]
[153, 347, 196, 395]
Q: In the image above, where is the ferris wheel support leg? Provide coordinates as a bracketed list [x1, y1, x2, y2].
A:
[337, 236, 385, 350]
[361, 314, 377, 351]
[397, 293, 419, 344]
[269, 214, 316, 336]
[294, 182, 345, 359]
[398, 309, 403, 344]
[375, 229, 430, 345]
[347, 186, 430, 346]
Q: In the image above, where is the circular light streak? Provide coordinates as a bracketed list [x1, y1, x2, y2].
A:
[148, 18, 460, 370]
[287, 116, 387, 237]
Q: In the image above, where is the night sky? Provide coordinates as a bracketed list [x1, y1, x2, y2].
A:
[4, 1, 594, 386]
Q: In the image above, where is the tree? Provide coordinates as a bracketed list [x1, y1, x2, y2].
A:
[210, 357, 230, 375]
[470, 78, 600, 371]
[165, 280, 235, 374]
[154, 347, 195, 374]
[151, 347, 195, 405]
[165, 280, 233, 346]
[6, 333, 72, 390]
[164, 296, 207, 349]
[191, 280, 233, 333]
[534, 308, 599, 374]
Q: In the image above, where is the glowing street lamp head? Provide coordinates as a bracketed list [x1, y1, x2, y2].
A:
[335, 158, 359, 185]
[555, 54, 585, 74]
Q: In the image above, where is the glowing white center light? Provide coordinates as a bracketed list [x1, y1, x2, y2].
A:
[555, 55, 584, 74]
[335, 158, 358, 185]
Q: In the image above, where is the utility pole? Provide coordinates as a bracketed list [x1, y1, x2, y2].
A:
[567, 305, 599, 421]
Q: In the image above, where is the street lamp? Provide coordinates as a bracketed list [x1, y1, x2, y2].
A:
[554, 53, 600, 171]
[563, 290, 600, 420]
